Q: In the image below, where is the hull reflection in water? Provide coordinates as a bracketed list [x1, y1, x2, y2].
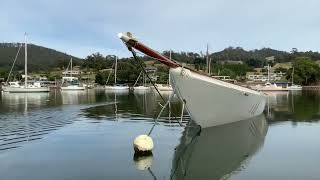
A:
[171, 115, 268, 180]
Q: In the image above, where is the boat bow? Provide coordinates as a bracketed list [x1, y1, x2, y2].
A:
[118, 32, 180, 68]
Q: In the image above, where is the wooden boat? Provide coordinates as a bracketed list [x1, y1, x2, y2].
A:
[118, 32, 266, 128]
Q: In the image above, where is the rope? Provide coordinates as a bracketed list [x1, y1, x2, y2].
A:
[133, 71, 143, 87]
[6, 44, 23, 83]
[106, 63, 115, 85]
[128, 47, 188, 127]
[148, 92, 173, 136]
[147, 168, 157, 180]
[130, 48, 166, 102]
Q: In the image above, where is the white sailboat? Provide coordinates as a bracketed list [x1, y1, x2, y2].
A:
[154, 73, 173, 91]
[61, 58, 85, 91]
[154, 50, 173, 91]
[133, 71, 150, 91]
[105, 56, 129, 90]
[251, 65, 288, 91]
[154, 83, 173, 91]
[118, 32, 266, 128]
[287, 67, 302, 90]
[2, 33, 50, 93]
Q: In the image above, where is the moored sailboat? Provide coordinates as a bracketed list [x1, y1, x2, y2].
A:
[105, 56, 129, 91]
[287, 67, 302, 90]
[133, 71, 150, 91]
[2, 33, 49, 93]
[61, 58, 85, 91]
[118, 32, 266, 128]
[250, 65, 288, 91]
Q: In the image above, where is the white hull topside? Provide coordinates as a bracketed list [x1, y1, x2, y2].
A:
[133, 86, 150, 90]
[2, 86, 50, 93]
[154, 84, 173, 91]
[170, 67, 266, 128]
[61, 86, 85, 91]
[287, 86, 302, 91]
[251, 85, 289, 91]
[105, 85, 129, 90]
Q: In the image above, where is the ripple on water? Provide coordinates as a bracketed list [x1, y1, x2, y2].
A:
[0, 106, 80, 152]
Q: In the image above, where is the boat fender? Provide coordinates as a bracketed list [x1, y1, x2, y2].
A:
[133, 135, 154, 155]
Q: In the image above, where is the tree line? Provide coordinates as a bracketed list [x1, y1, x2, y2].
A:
[2, 43, 320, 85]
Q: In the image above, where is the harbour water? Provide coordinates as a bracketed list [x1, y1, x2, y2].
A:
[0, 90, 319, 180]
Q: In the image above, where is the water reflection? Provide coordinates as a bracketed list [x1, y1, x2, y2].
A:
[266, 91, 320, 122]
[82, 91, 188, 124]
[0, 106, 78, 152]
[0, 89, 110, 114]
[171, 115, 268, 180]
[0, 90, 103, 152]
[1, 92, 49, 114]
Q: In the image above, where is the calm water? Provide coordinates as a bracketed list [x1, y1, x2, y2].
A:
[0, 90, 319, 180]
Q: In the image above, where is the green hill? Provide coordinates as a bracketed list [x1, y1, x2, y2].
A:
[0, 43, 82, 72]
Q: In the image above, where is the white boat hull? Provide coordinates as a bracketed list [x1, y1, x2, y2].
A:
[251, 86, 289, 91]
[105, 85, 129, 90]
[152, 84, 173, 91]
[133, 86, 150, 90]
[61, 86, 85, 91]
[2, 86, 50, 93]
[170, 67, 266, 128]
[287, 85, 302, 90]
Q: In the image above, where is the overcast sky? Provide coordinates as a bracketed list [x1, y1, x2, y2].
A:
[0, 0, 319, 58]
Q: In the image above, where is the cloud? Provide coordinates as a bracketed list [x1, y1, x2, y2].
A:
[0, 0, 319, 58]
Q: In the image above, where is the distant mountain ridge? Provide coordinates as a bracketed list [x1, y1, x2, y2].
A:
[163, 47, 320, 68]
[211, 47, 289, 62]
[0, 43, 82, 72]
[1, 42, 320, 73]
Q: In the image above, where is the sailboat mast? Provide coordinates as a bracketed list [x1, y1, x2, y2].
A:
[70, 58, 73, 78]
[209, 57, 212, 75]
[115, 56, 118, 85]
[24, 33, 28, 87]
[267, 64, 270, 82]
[292, 67, 294, 84]
[169, 50, 172, 85]
[206, 44, 209, 74]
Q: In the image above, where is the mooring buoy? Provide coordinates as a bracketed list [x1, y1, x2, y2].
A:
[133, 135, 154, 155]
